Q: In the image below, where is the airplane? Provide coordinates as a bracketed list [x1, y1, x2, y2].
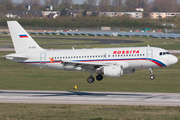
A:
[5, 21, 178, 83]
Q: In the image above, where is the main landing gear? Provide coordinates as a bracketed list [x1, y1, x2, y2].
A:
[87, 74, 103, 83]
[149, 68, 155, 80]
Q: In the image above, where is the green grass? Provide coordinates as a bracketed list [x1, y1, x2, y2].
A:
[1, 50, 180, 92]
[1, 35, 180, 92]
[0, 104, 180, 120]
[1, 34, 180, 50]
[1, 35, 180, 119]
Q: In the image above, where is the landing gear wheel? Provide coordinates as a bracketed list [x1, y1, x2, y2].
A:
[96, 74, 103, 81]
[149, 68, 155, 80]
[87, 76, 95, 83]
[150, 75, 155, 80]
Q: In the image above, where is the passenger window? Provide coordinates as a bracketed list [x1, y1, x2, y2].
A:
[76, 56, 78, 58]
[79, 56, 81, 58]
[108, 55, 110, 57]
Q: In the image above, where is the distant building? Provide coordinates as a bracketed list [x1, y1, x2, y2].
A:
[6, 10, 42, 18]
[6, 10, 60, 19]
[99, 12, 143, 18]
[150, 12, 180, 19]
[42, 11, 60, 18]
[68, 9, 82, 17]
[136, 8, 144, 12]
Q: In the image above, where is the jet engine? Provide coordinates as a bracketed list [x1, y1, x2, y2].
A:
[101, 65, 123, 77]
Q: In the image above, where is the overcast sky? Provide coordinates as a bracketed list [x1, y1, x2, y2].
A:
[13, 0, 85, 4]
[13, 0, 155, 4]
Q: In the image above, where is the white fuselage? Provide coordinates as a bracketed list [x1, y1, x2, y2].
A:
[8, 46, 177, 72]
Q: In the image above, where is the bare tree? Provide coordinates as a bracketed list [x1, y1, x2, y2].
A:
[44, 0, 50, 6]
[86, 0, 97, 11]
[112, 0, 122, 11]
[87, 0, 97, 5]
[99, 0, 111, 12]
[151, 0, 179, 12]
[0, 0, 14, 12]
[61, 0, 74, 5]
[23, 0, 41, 10]
[124, 0, 149, 12]
[50, 0, 60, 7]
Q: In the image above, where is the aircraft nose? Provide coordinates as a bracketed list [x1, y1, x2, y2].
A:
[168, 55, 178, 66]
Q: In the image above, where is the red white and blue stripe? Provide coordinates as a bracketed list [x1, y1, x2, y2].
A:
[19, 58, 166, 67]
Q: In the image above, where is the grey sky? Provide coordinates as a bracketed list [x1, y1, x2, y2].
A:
[13, 0, 154, 4]
[13, 0, 85, 4]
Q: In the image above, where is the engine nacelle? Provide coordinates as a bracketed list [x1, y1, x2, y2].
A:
[102, 65, 123, 77]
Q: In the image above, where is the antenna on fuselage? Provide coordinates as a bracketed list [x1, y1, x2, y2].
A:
[72, 47, 74, 50]
[147, 44, 150, 47]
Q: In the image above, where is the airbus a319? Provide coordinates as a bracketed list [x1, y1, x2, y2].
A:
[6, 21, 178, 83]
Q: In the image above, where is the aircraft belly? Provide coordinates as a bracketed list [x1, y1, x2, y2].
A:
[127, 60, 159, 69]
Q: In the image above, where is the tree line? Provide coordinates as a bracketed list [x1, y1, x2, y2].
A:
[0, 16, 176, 29]
[1, 0, 180, 13]
[0, 0, 180, 29]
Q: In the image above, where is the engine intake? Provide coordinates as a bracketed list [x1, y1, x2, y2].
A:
[102, 65, 123, 77]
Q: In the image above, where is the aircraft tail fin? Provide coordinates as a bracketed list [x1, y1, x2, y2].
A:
[7, 21, 44, 53]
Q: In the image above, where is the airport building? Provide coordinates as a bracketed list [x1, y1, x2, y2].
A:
[99, 12, 143, 19]
[150, 12, 180, 19]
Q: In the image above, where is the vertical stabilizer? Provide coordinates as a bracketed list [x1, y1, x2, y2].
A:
[7, 21, 44, 53]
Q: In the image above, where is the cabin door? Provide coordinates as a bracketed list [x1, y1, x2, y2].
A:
[40, 53, 46, 64]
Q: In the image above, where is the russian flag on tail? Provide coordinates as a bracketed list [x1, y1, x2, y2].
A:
[19, 34, 28, 38]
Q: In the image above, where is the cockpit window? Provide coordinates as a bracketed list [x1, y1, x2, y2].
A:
[159, 52, 170, 56]
[166, 52, 170, 55]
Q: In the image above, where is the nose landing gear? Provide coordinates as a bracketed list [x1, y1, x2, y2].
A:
[149, 68, 155, 80]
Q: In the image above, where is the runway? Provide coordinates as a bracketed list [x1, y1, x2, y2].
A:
[0, 90, 180, 106]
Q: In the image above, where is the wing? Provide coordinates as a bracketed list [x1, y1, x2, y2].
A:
[57, 60, 129, 71]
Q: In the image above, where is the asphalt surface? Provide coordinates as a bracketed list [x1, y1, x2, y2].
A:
[0, 90, 180, 106]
